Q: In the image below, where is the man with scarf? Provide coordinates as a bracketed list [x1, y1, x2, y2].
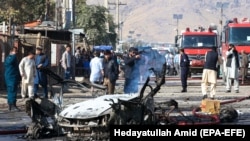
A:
[226, 44, 240, 93]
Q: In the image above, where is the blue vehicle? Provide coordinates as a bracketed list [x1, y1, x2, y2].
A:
[93, 45, 113, 51]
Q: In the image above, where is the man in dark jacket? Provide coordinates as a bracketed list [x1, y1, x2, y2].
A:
[179, 48, 190, 92]
[103, 50, 119, 94]
[123, 47, 141, 93]
[201, 47, 222, 99]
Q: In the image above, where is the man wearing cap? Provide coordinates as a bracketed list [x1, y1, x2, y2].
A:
[19, 50, 36, 99]
[34, 46, 49, 98]
[123, 47, 141, 93]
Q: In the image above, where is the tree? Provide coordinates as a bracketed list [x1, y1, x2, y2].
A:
[75, 1, 117, 47]
[0, 0, 118, 47]
[0, 0, 47, 24]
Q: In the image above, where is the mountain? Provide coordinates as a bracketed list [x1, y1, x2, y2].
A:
[87, 0, 250, 44]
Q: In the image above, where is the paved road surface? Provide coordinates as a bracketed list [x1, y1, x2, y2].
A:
[0, 76, 250, 140]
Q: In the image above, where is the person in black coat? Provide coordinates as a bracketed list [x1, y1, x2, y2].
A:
[123, 47, 141, 93]
[103, 50, 119, 94]
[179, 48, 190, 92]
[201, 47, 222, 99]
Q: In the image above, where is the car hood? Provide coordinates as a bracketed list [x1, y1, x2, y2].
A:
[59, 93, 139, 119]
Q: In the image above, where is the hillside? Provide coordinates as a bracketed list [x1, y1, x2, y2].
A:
[87, 0, 250, 43]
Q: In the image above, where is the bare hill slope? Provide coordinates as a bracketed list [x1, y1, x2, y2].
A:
[87, 0, 250, 43]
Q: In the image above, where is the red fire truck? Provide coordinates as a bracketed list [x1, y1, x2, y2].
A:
[220, 18, 250, 81]
[175, 25, 219, 76]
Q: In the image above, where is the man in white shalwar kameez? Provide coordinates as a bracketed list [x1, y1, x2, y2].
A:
[19, 51, 36, 99]
[89, 51, 104, 94]
[225, 44, 240, 93]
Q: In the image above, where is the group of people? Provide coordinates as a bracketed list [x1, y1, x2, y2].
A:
[89, 47, 149, 95]
[4, 44, 248, 111]
[175, 44, 248, 100]
[4, 46, 49, 112]
[60, 44, 93, 81]
[201, 44, 248, 100]
[162, 48, 191, 93]
[89, 50, 120, 94]
[164, 50, 181, 76]
[5, 44, 82, 112]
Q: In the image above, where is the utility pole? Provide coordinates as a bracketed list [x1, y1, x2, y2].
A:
[104, 0, 109, 32]
[72, 0, 76, 28]
[72, 0, 76, 80]
[173, 14, 183, 36]
[108, 0, 126, 50]
[55, 0, 61, 30]
[45, 0, 50, 21]
[216, 1, 229, 47]
[216, 2, 229, 32]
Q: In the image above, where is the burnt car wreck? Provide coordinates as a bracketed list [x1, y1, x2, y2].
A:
[24, 61, 168, 140]
[23, 48, 249, 141]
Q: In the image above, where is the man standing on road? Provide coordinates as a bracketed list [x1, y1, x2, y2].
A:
[103, 50, 119, 94]
[179, 48, 190, 92]
[240, 50, 248, 84]
[61, 44, 73, 79]
[34, 46, 49, 98]
[201, 47, 222, 99]
[123, 47, 141, 93]
[174, 51, 180, 76]
[4, 47, 21, 111]
[19, 50, 36, 99]
[89, 51, 104, 94]
[165, 51, 174, 75]
[225, 44, 240, 93]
